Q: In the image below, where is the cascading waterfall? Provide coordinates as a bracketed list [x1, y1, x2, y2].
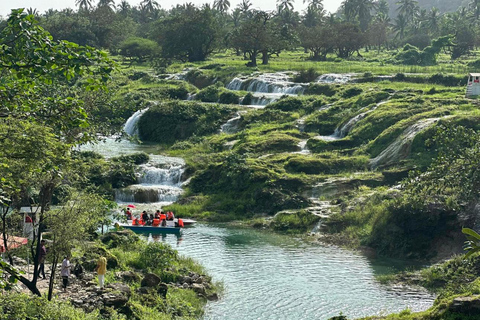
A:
[316, 74, 352, 84]
[124, 108, 149, 136]
[220, 112, 245, 134]
[370, 117, 443, 169]
[226, 72, 306, 95]
[115, 155, 185, 204]
[316, 100, 389, 141]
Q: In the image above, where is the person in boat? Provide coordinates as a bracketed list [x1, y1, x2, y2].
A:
[166, 211, 175, 221]
[155, 210, 160, 219]
[149, 213, 154, 224]
[141, 211, 149, 225]
[126, 208, 132, 220]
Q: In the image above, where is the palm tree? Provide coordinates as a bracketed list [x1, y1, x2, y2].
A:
[376, 0, 389, 17]
[141, 0, 159, 13]
[238, 0, 252, 14]
[341, 0, 375, 31]
[277, 0, 294, 13]
[213, 0, 231, 13]
[303, 0, 323, 11]
[426, 7, 440, 35]
[26, 7, 39, 17]
[76, 0, 94, 10]
[117, 0, 131, 15]
[98, 0, 115, 9]
[393, 13, 408, 39]
[396, 0, 418, 22]
[470, 0, 480, 20]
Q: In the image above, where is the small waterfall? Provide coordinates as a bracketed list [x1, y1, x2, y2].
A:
[318, 100, 389, 141]
[295, 140, 310, 154]
[124, 108, 149, 136]
[220, 112, 244, 134]
[226, 72, 306, 94]
[316, 74, 352, 84]
[370, 117, 442, 169]
[116, 155, 185, 204]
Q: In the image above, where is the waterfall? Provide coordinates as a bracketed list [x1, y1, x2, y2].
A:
[295, 140, 310, 154]
[226, 72, 306, 95]
[370, 117, 442, 169]
[116, 155, 185, 205]
[221, 112, 244, 134]
[317, 100, 389, 141]
[124, 108, 149, 136]
[316, 74, 352, 84]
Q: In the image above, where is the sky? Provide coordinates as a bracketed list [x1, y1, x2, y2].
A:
[1, 0, 341, 18]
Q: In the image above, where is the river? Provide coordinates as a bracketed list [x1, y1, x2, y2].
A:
[148, 224, 434, 320]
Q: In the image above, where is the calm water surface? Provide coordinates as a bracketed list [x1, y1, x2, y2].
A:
[148, 223, 434, 320]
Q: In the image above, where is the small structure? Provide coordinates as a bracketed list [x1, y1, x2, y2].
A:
[20, 206, 40, 240]
[466, 73, 480, 97]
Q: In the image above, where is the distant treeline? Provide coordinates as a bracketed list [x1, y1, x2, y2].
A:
[1, 0, 479, 66]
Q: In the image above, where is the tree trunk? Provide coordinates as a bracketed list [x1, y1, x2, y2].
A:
[262, 50, 269, 65]
[48, 255, 58, 301]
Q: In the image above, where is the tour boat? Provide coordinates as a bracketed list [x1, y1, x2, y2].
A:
[118, 222, 182, 234]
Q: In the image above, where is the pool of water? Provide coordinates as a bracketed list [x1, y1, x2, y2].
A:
[147, 223, 434, 320]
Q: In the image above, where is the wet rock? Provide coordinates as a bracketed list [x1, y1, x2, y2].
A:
[207, 293, 219, 301]
[449, 295, 480, 314]
[191, 283, 206, 295]
[141, 273, 161, 287]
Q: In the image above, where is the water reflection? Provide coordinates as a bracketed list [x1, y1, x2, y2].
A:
[141, 223, 434, 320]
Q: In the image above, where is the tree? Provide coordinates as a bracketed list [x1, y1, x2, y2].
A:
[393, 13, 408, 39]
[396, 0, 418, 22]
[214, 0, 231, 13]
[333, 23, 365, 58]
[0, 9, 113, 296]
[154, 5, 221, 62]
[303, 0, 323, 11]
[237, 0, 252, 13]
[117, 0, 131, 15]
[119, 37, 159, 62]
[141, 0, 160, 13]
[76, 0, 94, 10]
[98, 0, 116, 9]
[341, 0, 376, 31]
[277, 0, 294, 13]
[470, 0, 480, 20]
[299, 24, 335, 60]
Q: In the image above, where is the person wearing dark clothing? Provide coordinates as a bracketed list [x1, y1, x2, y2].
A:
[38, 240, 47, 279]
[155, 210, 160, 219]
[141, 211, 149, 225]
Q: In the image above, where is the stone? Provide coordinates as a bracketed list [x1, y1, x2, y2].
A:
[182, 283, 189, 289]
[141, 273, 161, 287]
[449, 295, 480, 314]
[157, 283, 168, 298]
[191, 283, 206, 295]
[182, 276, 192, 284]
[115, 271, 141, 283]
[106, 283, 131, 297]
[207, 293, 219, 301]
[195, 277, 203, 284]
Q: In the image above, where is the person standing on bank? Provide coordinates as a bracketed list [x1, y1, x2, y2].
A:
[37, 240, 47, 279]
[61, 255, 72, 292]
[96, 256, 107, 289]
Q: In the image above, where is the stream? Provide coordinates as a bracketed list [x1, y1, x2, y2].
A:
[81, 72, 436, 319]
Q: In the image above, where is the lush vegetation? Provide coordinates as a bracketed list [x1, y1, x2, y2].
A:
[5, 0, 480, 319]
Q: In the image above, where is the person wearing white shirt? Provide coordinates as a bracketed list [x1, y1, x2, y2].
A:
[61, 255, 71, 291]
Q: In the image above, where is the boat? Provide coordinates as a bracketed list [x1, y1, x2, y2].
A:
[180, 218, 196, 226]
[118, 223, 182, 234]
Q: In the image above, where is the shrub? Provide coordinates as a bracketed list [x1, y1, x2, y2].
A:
[293, 68, 319, 83]
[114, 152, 150, 165]
[285, 156, 369, 174]
[305, 84, 338, 96]
[266, 97, 304, 112]
[272, 210, 320, 233]
[242, 92, 253, 105]
[341, 87, 363, 98]
[219, 91, 240, 104]
[196, 85, 219, 102]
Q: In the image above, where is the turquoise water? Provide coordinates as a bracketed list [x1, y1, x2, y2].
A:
[148, 223, 434, 320]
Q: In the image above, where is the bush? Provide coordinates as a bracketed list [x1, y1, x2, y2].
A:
[219, 91, 240, 104]
[293, 68, 319, 83]
[341, 87, 363, 98]
[242, 92, 253, 105]
[166, 86, 189, 100]
[196, 85, 219, 102]
[272, 210, 320, 233]
[138, 242, 178, 271]
[266, 97, 304, 112]
[305, 84, 338, 96]
[114, 152, 150, 165]
[285, 156, 369, 174]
